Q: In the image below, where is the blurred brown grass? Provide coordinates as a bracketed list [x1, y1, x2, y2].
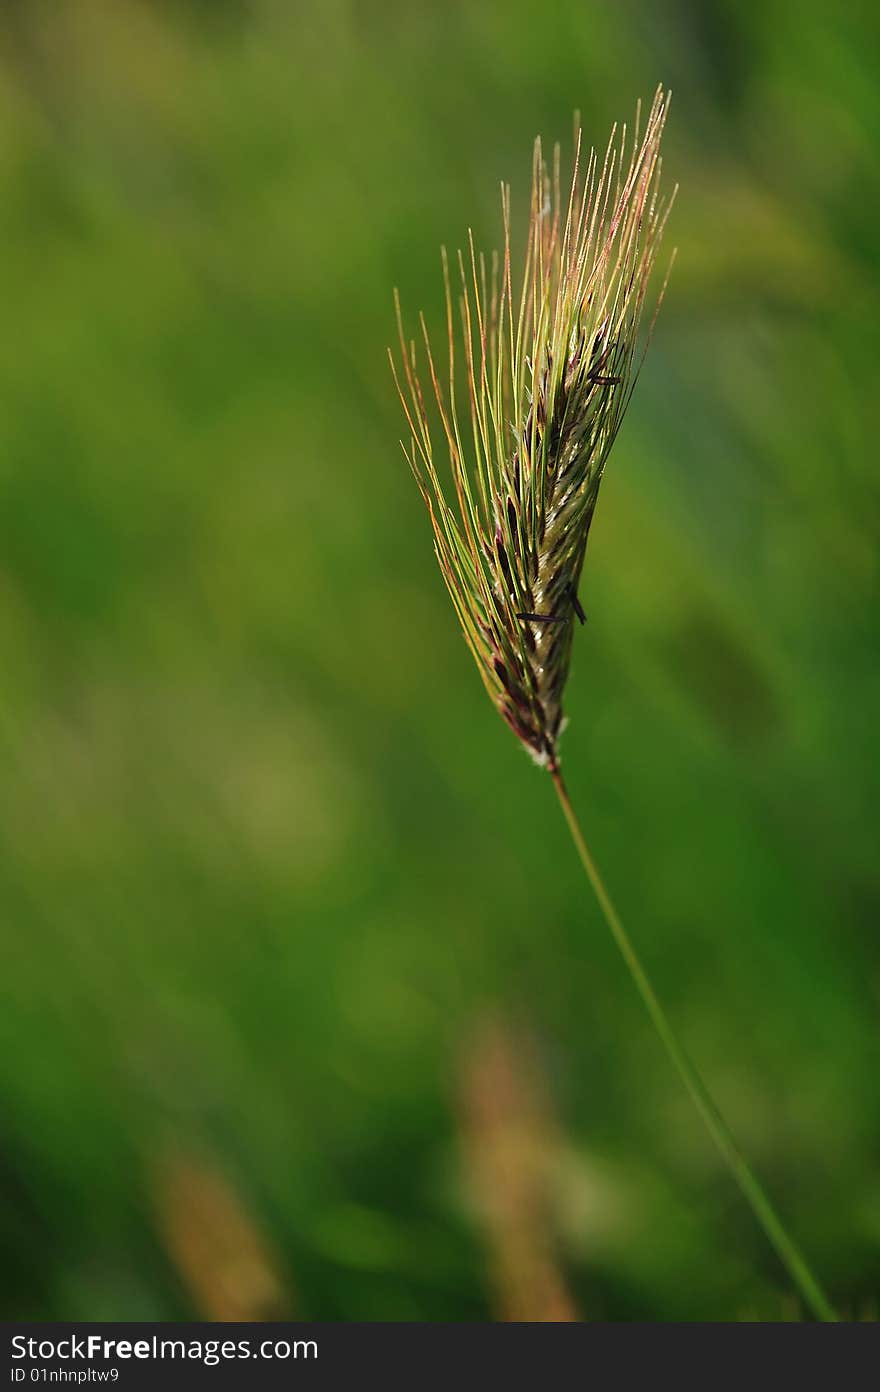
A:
[458, 1016, 578, 1321]
[153, 1146, 291, 1321]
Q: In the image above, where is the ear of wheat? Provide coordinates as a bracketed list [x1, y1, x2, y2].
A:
[389, 87, 837, 1322]
[391, 88, 672, 772]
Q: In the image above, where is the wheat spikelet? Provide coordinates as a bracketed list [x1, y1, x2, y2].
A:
[391, 87, 674, 771]
[389, 93, 840, 1322]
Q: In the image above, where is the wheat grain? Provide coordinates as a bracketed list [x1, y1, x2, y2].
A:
[391, 87, 674, 771]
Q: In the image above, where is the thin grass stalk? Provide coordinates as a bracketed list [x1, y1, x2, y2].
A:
[550, 768, 837, 1323]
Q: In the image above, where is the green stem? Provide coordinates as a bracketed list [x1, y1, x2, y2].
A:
[550, 767, 836, 1322]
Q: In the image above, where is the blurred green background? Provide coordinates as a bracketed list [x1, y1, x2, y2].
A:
[1, 0, 878, 1322]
